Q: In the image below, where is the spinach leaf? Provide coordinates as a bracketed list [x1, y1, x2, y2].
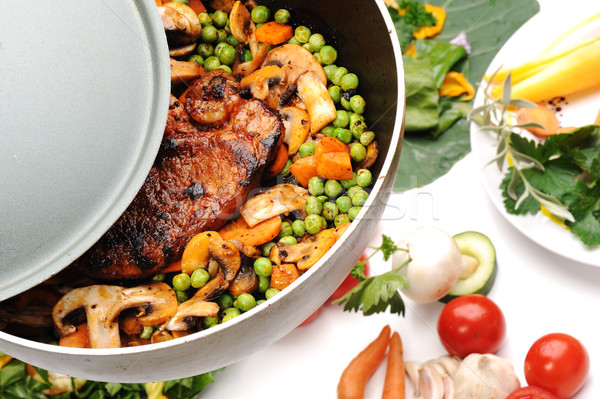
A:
[393, 0, 540, 191]
[403, 56, 440, 131]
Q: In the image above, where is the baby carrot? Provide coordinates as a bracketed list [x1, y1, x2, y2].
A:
[382, 331, 406, 399]
[337, 325, 391, 399]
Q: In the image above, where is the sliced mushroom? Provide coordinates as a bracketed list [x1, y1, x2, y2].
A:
[240, 65, 286, 100]
[261, 44, 327, 85]
[274, 228, 337, 271]
[280, 106, 310, 155]
[353, 141, 379, 170]
[229, 1, 259, 57]
[263, 64, 305, 111]
[170, 57, 204, 83]
[104, 282, 177, 327]
[181, 231, 241, 281]
[52, 285, 123, 349]
[228, 259, 258, 297]
[232, 41, 270, 78]
[240, 184, 309, 227]
[169, 42, 197, 58]
[159, 2, 202, 49]
[296, 71, 337, 134]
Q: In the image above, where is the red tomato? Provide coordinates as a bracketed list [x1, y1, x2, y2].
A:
[524, 333, 589, 399]
[436, 294, 506, 358]
[297, 306, 322, 327]
[507, 386, 558, 399]
[328, 255, 369, 302]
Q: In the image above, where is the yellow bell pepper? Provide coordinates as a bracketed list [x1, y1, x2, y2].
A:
[439, 71, 475, 101]
[413, 4, 446, 39]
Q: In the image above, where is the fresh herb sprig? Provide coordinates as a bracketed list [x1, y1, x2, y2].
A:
[334, 235, 408, 316]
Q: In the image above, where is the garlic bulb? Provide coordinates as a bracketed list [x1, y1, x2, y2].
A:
[453, 353, 520, 399]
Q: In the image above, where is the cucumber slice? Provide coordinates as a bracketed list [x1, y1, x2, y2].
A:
[441, 231, 497, 302]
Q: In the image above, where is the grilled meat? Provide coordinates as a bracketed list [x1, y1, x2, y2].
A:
[73, 70, 283, 280]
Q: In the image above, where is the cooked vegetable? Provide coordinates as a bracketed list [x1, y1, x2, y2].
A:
[240, 64, 285, 100]
[524, 333, 590, 399]
[453, 353, 521, 399]
[412, 4, 445, 39]
[280, 106, 311, 155]
[442, 231, 497, 301]
[382, 331, 406, 399]
[290, 155, 318, 187]
[261, 43, 327, 84]
[269, 263, 301, 290]
[437, 295, 506, 358]
[219, 215, 282, 247]
[392, 226, 462, 303]
[272, 228, 337, 271]
[255, 21, 293, 45]
[515, 102, 561, 137]
[240, 184, 309, 227]
[439, 71, 474, 100]
[59, 323, 90, 348]
[316, 152, 354, 181]
[296, 71, 338, 134]
[337, 325, 391, 399]
[264, 143, 289, 179]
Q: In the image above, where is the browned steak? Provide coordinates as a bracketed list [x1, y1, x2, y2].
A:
[73, 70, 283, 280]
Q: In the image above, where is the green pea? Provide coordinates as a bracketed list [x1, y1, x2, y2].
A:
[334, 213, 350, 227]
[279, 235, 298, 245]
[258, 276, 270, 293]
[215, 42, 228, 57]
[357, 169, 373, 187]
[333, 110, 350, 128]
[323, 65, 337, 83]
[288, 36, 301, 45]
[360, 131, 376, 146]
[308, 176, 324, 196]
[317, 195, 329, 204]
[188, 54, 204, 66]
[294, 26, 311, 43]
[303, 43, 313, 53]
[251, 5, 270, 24]
[176, 290, 189, 303]
[319, 45, 338, 65]
[319, 215, 328, 228]
[152, 273, 166, 282]
[340, 96, 351, 111]
[324, 179, 343, 199]
[322, 202, 339, 221]
[222, 307, 241, 322]
[340, 73, 359, 91]
[274, 8, 290, 24]
[172, 273, 191, 291]
[352, 189, 369, 206]
[217, 293, 234, 309]
[261, 241, 276, 257]
[140, 325, 155, 340]
[336, 195, 352, 213]
[341, 172, 358, 189]
[198, 12, 213, 27]
[280, 159, 293, 176]
[226, 35, 240, 46]
[292, 219, 306, 236]
[191, 268, 210, 288]
[201, 25, 218, 43]
[328, 85, 342, 104]
[204, 56, 221, 71]
[350, 119, 367, 139]
[196, 43, 214, 58]
[349, 113, 365, 128]
[253, 257, 272, 278]
[331, 66, 348, 86]
[308, 33, 326, 52]
[298, 141, 316, 158]
[350, 95, 366, 114]
[234, 293, 256, 311]
[278, 221, 293, 238]
[217, 64, 232, 75]
[305, 196, 323, 215]
[244, 48, 253, 62]
[348, 206, 362, 221]
[256, 299, 266, 306]
[202, 316, 219, 329]
[334, 127, 352, 144]
[216, 29, 228, 43]
[304, 214, 323, 234]
[212, 9, 228, 28]
[347, 185, 364, 199]
[321, 125, 335, 137]
[265, 287, 280, 300]
[350, 143, 367, 162]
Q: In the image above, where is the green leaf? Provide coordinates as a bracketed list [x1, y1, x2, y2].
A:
[414, 39, 468, 88]
[403, 56, 440, 131]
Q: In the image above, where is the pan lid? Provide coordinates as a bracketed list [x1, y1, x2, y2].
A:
[0, 0, 170, 300]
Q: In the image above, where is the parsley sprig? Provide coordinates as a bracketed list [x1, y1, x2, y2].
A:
[469, 72, 600, 247]
[334, 235, 409, 316]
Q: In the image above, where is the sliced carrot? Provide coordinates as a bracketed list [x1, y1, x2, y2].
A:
[316, 151, 354, 180]
[264, 144, 289, 178]
[155, 0, 163, 6]
[515, 103, 560, 137]
[289, 155, 318, 187]
[59, 324, 90, 348]
[337, 325, 392, 399]
[270, 263, 301, 290]
[333, 222, 351, 240]
[315, 136, 349, 162]
[255, 21, 294, 45]
[219, 214, 282, 246]
[188, 0, 207, 14]
[382, 331, 406, 399]
[162, 259, 182, 274]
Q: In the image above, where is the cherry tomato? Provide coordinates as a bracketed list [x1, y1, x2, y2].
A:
[507, 386, 558, 399]
[328, 255, 369, 302]
[524, 333, 589, 399]
[297, 306, 322, 327]
[436, 294, 506, 358]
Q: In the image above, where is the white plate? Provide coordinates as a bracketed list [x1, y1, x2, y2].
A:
[470, 8, 600, 267]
